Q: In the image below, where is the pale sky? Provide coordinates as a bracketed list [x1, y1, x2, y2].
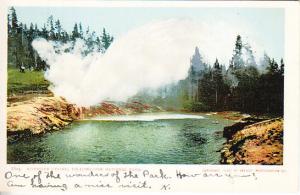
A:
[14, 7, 284, 62]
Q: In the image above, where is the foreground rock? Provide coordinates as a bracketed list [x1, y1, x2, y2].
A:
[221, 118, 283, 165]
[7, 97, 82, 141]
[7, 96, 163, 142]
[223, 117, 266, 139]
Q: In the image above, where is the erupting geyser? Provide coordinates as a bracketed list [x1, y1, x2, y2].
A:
[32, 18, 262, 107]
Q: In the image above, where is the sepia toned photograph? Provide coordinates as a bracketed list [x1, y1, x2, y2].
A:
[6, 5, 285, 165]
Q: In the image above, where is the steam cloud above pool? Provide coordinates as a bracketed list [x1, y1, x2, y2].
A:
[32, 19, 262, 107]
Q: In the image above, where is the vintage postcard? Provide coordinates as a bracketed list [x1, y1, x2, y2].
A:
[0, 0, 299, 193]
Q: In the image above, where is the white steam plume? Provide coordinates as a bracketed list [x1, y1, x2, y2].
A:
[32, 18, 263, 107]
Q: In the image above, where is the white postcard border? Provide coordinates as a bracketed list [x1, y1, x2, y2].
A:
[0, 0, 299, 193]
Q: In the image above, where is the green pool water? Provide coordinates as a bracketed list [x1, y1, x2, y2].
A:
[7, 113, 234, 164]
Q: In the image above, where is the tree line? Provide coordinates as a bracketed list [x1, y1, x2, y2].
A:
[136, 35, 284, 115]
[8, 7, 283, 115]
[7, 7, 114, 71]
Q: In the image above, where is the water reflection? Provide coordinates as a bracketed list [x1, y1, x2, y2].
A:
[7, 113, 234, 164]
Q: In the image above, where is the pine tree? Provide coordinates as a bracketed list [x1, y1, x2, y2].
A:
[55, 19, 62, 39]
[85, 30, 97, 54]
[95, 36, 101, 52]
[7, 12, 11, 34]
[15, 22, 25, 70]
[34, 24, 39, 37]
[190, 47, 206, 72]
[267, 58, 279, 74]
[79, 22, 83, 38]
[29, 23, 34, 38]
[187, 65, 197, 101]
[72, 23, 80, 40]
[101, 28, 113, 51]
[279, 58, 284, 76]
[198, 68, 215, 110]
[10, 7, 18, 35]
[187, 47, 207, 101]
[41, 24, 48, 39]
[212, 58, 225, 109]
[47, 15, 55, 40]
[7, 7, 17, 66]
[61, 31, 69, 43]
[258, 58, 283, 114]
[229, 35, 244, 69]
[7, 7, 114, 71]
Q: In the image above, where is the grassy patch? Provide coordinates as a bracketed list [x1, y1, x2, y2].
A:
[8, 67, 50, 95]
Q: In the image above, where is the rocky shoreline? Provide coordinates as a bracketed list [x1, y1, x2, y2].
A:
[220, 117, 283, 165]
[7, 96, 162, 143]
[8, 96, 284, 165]
[7, 97, 81, 143]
